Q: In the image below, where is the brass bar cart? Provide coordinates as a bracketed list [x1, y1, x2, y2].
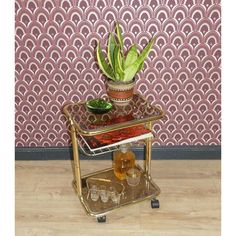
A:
[63, 94, 164, 222]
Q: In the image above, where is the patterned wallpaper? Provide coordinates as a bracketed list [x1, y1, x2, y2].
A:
[15, 0, 221, 147]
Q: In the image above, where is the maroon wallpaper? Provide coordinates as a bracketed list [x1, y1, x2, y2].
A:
[15, 0, 221, 147]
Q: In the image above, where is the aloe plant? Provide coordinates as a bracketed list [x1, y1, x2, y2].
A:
[96, 22, 156, 82]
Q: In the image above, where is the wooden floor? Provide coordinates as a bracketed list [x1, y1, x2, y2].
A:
[15, 160, 220, 236]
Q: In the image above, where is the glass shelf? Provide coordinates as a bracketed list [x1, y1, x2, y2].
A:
[63, 94, 164, 136]
[73, 164, 161, 217]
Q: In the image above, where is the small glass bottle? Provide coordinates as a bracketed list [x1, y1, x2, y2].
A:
[113, 144, 136, 180]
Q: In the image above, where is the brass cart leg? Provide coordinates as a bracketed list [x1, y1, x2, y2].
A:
[145, 122, 152, 178]
[145, 122, 160, 207]
[70, 123, 82, 197]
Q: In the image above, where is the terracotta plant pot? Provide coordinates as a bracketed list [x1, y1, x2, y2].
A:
[106, 79, 135, 106]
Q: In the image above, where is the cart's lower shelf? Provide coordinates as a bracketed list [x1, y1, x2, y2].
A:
[73, 165, 160, 217]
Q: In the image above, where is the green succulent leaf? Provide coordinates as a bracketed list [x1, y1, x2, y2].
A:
[124, 45, 138, 69]
[116, 22, 124, 55]
[107, 33, 116, 70]
[96, 20, 157, 83]
[117, 48, 124, 73]
[96, 42, 115, 80]
[123, 37, 156, 82]
[114, 46, 124, 80]
[137, 61, 145, 73]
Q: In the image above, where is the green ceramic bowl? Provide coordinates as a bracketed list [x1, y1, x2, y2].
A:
[86, 98, 113, 114]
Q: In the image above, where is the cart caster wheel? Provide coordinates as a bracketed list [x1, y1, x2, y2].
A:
[151, 199, 160, 208]
[97, 215, 106, 223]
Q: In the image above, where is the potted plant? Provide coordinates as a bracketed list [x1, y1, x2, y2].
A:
[96, 22, 156, 106]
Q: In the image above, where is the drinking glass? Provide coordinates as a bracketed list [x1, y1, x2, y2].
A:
[109, 186, 120, 204]
[90, 184, 99, 201]
[99, 185, 109, 203]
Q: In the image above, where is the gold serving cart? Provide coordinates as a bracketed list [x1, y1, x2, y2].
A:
[63, 94, 164, 222]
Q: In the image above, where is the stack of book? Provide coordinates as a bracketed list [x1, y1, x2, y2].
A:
[79, 124, 153, 152]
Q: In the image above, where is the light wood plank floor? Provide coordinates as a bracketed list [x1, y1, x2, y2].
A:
[16, 160, 220, 236]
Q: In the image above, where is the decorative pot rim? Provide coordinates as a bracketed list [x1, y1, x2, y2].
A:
[107, 78, 135, 85]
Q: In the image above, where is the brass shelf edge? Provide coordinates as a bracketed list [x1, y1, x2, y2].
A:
[72, 165, 161, 218]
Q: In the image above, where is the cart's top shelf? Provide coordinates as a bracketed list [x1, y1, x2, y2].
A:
[63, 94, 164, 136]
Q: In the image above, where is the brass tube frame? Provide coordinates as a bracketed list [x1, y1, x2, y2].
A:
[145, 122, 153, 178]
[70, 119, 82, 197]
[63, 94, 164, 218]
